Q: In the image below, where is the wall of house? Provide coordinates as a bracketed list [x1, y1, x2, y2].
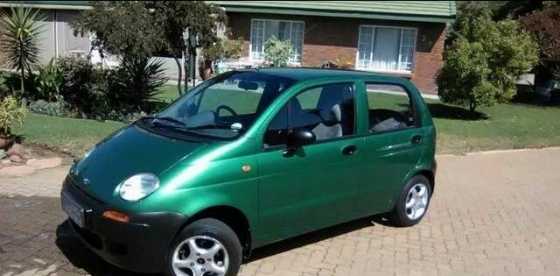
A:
[32, 10, 90, 63]
[228, 12, 447, 94]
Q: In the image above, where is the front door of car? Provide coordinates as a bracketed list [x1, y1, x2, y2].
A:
[255, 82, 364, 244]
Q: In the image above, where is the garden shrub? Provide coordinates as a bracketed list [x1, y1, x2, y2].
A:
[105, 57, 167, 115]
[0, 96, 26, 137]
[34, 58, 64, 101]
[28, 96, 72, 117]
[264, 37, 293, 67]
[57, 56, 107, 117]
[437, 8, 539, 112]
[56, 56, 166, 120]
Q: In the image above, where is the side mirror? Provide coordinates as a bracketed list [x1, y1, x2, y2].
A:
[286, 129, 316, 151]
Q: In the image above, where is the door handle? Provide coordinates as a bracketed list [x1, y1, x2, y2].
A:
[342, 145, 357, 155]
[411, 135, 423, 145]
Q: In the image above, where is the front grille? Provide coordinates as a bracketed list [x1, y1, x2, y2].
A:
[66, 175, 105, 206]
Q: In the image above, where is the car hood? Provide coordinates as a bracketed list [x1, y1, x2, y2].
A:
[71, 125, 207, 202]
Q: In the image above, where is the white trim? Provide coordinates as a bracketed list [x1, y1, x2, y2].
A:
[0, 3, 91, 10]
[53, 10, 59, 58]
[355, 24, 418, 74]
[249, 18, 305, 65]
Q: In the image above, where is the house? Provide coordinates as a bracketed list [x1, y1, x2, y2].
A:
[0, 1, 456, 95]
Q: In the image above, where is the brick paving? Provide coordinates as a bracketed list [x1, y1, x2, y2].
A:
[1, 148, 560, 276]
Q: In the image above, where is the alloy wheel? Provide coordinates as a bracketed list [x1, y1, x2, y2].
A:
[172, 235, 229, 276]
[404, 182, 429, 220]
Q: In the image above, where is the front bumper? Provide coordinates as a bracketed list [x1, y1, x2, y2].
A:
[61, 177, 187, 273]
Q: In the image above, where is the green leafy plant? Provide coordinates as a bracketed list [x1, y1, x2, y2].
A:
[0, 96, 26, 137]
[437, 7, 539, 113]
[57, 56, 106, 116]
[34, 58, 64, 101]
[0, 7, 44, 95]
[28, 96, 70, 117]
[55, 56, 166, 120]
[264, 37, 293, 67]
[521, 5, 560, 79]
[203, 37, 244, 62]
[72, 1, 225, 96]
[0, 73, 9, 98]
[106, 57, 167, 115]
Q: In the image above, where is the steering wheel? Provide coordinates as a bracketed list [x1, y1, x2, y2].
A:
[215, 105, 238, 117]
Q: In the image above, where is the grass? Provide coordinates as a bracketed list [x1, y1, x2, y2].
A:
[13, 85, 560, 156]
[14, 113, 125, 156]
[433, 102, 560, 153]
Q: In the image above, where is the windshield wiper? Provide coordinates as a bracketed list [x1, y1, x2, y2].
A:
[143, 116, 187, 128]
[185, 124, 231, 130]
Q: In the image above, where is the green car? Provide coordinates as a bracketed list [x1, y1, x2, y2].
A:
[61, 68, 436, 276]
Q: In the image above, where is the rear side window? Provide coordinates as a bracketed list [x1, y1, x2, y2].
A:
[366, 83, 417, 133]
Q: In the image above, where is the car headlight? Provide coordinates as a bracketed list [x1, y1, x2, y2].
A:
[119, 173, 160, 201]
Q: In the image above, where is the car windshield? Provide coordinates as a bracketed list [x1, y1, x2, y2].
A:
[144, 71, 296, 139]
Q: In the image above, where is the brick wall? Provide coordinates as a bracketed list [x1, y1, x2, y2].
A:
[228, 12, 447, 94]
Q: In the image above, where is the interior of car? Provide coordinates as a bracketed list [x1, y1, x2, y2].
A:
[265, 83, 355, 147]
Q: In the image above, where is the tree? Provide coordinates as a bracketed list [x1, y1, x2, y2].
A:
[0, 7, 44, 96]
[72, 1, 225, 97]
[264, 37, 293, 67]
[149, 1, 225, 95]
[437, 7, 539, 113]
[72, 1, 163, 61]
[521, 4, 560, 79]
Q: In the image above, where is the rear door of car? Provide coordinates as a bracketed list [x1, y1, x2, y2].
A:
[356, 81, 428, 215]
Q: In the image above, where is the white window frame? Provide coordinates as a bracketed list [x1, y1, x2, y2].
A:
[355, 25, 418, 74]
[249, 18, 305, 65]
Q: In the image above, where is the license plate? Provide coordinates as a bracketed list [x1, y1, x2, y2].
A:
[62, 192, 85, 228]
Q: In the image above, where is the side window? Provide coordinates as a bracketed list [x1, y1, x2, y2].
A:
[366, 83, 417, 133]
[264, 83, 356, 147]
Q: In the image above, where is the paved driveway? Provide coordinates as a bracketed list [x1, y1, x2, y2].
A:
[1, 148, 560, 276]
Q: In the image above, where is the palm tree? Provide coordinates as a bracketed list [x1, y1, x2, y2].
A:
[0, 7, 44, 95]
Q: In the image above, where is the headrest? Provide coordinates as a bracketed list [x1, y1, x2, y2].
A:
[319, 104, 342, 126]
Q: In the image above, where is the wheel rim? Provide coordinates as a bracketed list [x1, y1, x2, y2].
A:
[405, 183, 429, 220]
[172, 235, 229, 276]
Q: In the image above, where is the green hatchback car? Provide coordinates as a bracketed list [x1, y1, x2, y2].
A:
[61, 68, 436, 276]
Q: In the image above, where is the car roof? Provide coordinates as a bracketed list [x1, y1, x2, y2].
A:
[249, 67, 402, 82]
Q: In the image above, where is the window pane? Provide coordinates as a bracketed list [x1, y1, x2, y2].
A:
[358, 26, 373, 69]
[399, 29, 415, 71]
[278, 21, 290, 40]
[366, 83, 415, 132]
[290, 22, 304, 62]
[371, 27, 400, 71]
[358, 26, 416, 72]
[264, 83, 356, 146]
[251, 20, 264, 60]
[251, 20, 304, 63]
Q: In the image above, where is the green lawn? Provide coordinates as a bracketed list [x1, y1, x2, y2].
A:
[14, 113, 125, 156]
[14, 86, 560, 156]
[434, 102, 560, 153]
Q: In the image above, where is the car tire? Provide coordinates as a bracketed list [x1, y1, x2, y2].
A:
[389, 175, 432, 227]
[166, 218, 242, 276]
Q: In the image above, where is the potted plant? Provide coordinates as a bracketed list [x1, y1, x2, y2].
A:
[0, 96, 27, 149]
[264, 36, 293, 67]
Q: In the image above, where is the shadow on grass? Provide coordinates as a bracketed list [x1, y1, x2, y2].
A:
[511, 89, 560, 107]
[426, 103, 488, 121]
